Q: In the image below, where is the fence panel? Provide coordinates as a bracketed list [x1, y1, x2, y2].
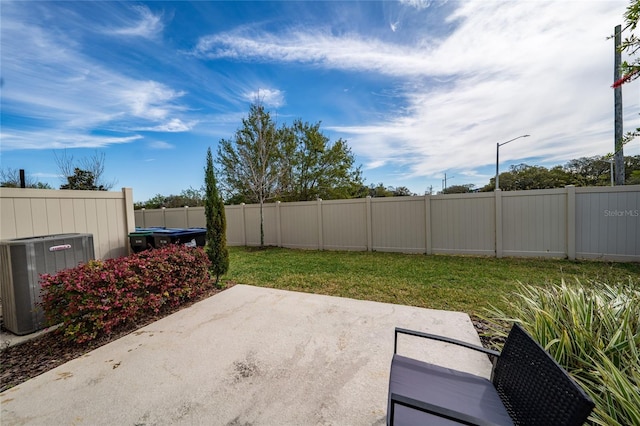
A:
[133, 186, 640, 262]
[322, 199, 368, 251]
[576, 187, 639, 261]
[164, 208, 186, 229]
[141, 209, 165, 227]
[134, 209, 143, 227]
[187, 207, 206, 228]
[0, 188, 135, 260]
[502, 190, 567, 257]
[224, 205, 245, 246]
[430, 193, 495, 255]
[371, 197, 426, 253]
[280, 201, 319, 249]
[244, 204, 278, 246]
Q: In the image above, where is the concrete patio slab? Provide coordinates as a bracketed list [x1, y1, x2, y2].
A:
[1, 285, 492, 425]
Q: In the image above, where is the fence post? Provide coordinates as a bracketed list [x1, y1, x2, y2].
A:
[241, 203, 247, 246]
[424, 194, 432, 255]
[184, 206, 189, 228]
[495, 189, 503, 258]
[276, 201, 282, 247]
[122, 188, 136, 255]
[566, 185, 576, 260]
[317, 198, 323, 250]
[161, 207, 166, 228]
[366, 196, 373, 252]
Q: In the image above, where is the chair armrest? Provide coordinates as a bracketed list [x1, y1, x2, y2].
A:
[394, 327, 500, 358]
[389, 393, 504, 426]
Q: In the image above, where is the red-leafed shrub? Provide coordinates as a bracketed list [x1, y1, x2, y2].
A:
[40, 245, 211, 344]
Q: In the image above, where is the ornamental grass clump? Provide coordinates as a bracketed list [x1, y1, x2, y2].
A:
[483, 278, 640, 426]
[40, 245, 211, 344]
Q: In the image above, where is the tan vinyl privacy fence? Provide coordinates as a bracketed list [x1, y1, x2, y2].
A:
[135, 185, 640, 262]
[0, 187, 136, 260]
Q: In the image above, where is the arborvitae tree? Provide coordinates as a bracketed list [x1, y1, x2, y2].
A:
[204, 147, 229, 285]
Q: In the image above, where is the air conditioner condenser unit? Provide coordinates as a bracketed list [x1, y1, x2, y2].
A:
[0, 233, 95, 335]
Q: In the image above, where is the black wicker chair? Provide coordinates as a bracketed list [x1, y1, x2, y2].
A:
[387, 323, 595, 426]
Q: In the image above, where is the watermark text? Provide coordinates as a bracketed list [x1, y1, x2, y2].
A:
[603, 209, 639, 217]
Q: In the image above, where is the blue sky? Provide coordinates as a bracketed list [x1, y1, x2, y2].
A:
[1, 0, 638, 202]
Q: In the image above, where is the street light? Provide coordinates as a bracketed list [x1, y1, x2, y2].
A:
[495, 134, 530, 190]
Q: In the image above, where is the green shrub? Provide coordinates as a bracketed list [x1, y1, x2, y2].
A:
[483, 278, 640, 426]
[40, 245, 211, 344]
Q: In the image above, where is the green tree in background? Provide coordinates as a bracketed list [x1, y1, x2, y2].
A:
[564, 157, 612, 186]
[441, 184, 475, 194]
[391, 186, 415, 196]
[279, 120, 363, 201]
[352, 183, 416, 197]
[356, 183, 390, 197]
[481, 155, 640, 191]
[60, 168, 105, 190]
[134, 187, 205, 210]
[624, 155, 640, 183]
[482, 164, 571, 191]
[204, 147, 228, 284]
[216, 104, 363, 208]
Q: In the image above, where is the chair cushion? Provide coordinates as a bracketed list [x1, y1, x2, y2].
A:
[388, 354, 514, 426]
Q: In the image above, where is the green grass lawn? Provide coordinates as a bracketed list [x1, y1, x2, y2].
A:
[222, 246, 640, 315]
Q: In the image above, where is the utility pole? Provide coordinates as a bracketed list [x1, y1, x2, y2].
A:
[442, 173, 453, 191]
[614, 24, 625, 185]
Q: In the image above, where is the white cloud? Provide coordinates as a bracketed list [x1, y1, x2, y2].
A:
[243, 88, 285, 108]
[2, 0, 638, 193]
[193, 30, 431, 78]
[331, 2, 637, 181]
[365, 159, 388, 169]
[0, 130, 142, 151]
[119, 82, 186, 121]
[193, 1, 638, 187]
[142, 119, 194, 133]
[0, 4, 189, 150]
[398, 0, 434, 10]
[109, 5, 164, 39]
[134, 117, 194, 133]
[147, 141, 174, 150]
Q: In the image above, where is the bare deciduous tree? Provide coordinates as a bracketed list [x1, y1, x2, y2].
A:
[54, 150, 117, 191]
[0, 168, 52, 188]
[217, 103, 284, 247]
